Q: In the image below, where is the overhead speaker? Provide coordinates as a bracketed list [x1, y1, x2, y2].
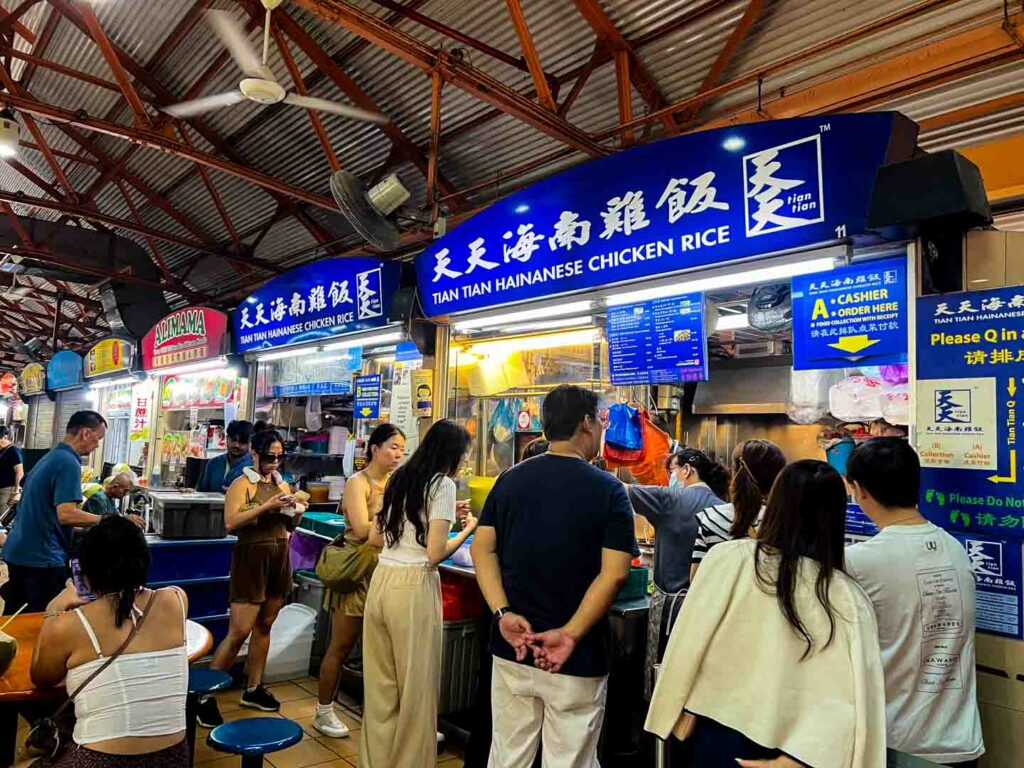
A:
[330, 171, 410, 252]
[390, 286, 417, 324]
[867, 150, 992, 236]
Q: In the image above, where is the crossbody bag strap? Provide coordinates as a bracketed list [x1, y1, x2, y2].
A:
[53, 590, 157, 717]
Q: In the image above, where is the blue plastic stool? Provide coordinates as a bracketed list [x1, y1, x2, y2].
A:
[207, 718, 304, 768]
[186, 668, 233, 767]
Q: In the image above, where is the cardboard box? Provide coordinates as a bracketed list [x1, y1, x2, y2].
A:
[979, 702, 1024, 768]
[975, 633, 1024, 711]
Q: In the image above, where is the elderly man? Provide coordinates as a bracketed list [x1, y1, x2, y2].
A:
[83, 471, 135, 518]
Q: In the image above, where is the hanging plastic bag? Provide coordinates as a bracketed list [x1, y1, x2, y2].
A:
[305, 396, 322, 431]
[879, 364, 909, 385]
[490, 399, 515, 444]
[605, 410, 670, 485]
[605, 403, 643, 451]
[829, 375, 884, 422]
[880, 382, 910, 425]
[787, 369, 845, 425]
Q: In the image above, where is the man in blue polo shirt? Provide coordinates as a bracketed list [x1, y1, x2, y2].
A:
[2, 411, 109, 613]
[196, 420, 253, 493]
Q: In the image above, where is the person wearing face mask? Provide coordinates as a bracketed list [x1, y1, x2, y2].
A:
[197, 429, 307, 728]
[626, 448, 729, 697]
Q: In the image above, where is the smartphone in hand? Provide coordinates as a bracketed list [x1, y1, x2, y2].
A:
[70, 558, 96, 602]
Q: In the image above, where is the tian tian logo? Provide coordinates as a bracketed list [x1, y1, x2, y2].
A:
[743, 134, 825, 237]
[357, 268, 383, 320]
[934, 389, 971, 424]
[966, 540, 1002, 577]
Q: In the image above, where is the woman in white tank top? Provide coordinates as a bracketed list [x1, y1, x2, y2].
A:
[29, 516, 189, 767]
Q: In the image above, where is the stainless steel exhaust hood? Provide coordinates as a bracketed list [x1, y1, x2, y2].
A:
[692, 357, 792, 415]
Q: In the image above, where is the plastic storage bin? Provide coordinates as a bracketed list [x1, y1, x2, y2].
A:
[293, 569, 331, 674]
[616, 567, 649, 601]
[148, 491, 227, 539]
[264, 603, 317, 683]
[440, 619, 479, 715]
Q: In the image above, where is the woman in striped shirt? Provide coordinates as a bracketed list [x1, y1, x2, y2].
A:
[690, 440, 786, 581]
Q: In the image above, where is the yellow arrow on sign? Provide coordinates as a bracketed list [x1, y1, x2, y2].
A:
[359, 407, 373, 417]
[989, 449, 1018, 484]
[1010, 378, 1018, 397]
[828, 335, 880, 355]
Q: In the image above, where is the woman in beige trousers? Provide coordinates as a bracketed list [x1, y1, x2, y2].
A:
[361, 420, 477, 768]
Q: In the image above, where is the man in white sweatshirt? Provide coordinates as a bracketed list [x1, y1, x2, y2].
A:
[846, 438, 984, 767]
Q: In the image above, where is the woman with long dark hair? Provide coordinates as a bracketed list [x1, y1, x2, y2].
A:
[360, 420, 477, 768]
[29, 516, 190, 767]
[690, 439, 786, 579]
[646, 460, 886, 768]
[315, 423, 405, 739]
[627, 448, 729, 696]
[197, 429, 307, 728]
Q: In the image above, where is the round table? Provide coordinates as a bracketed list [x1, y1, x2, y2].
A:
[0, 613, 215, 765]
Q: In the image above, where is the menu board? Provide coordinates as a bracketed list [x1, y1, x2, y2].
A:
[608, 291, 708, 385]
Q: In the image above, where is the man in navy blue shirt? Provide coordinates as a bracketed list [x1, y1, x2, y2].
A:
[196, 420, 253, 493]
[2, 411, 111, 613]
[472, 385, 634, 767]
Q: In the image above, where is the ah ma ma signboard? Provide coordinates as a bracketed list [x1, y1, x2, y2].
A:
[414, 112, 918, 317]
[142, 307, 230, 371]
[233, 257, 401, 353]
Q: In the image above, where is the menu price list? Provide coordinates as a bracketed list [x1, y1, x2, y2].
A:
[608, 291, 708, 386]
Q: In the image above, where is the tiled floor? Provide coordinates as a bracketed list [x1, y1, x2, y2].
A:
[195, 678, 466, 768]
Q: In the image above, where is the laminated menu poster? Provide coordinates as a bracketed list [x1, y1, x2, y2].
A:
[953, 533, 1023, 640]
[608, 290, 708, 385]
[916, 288, 1024, 538]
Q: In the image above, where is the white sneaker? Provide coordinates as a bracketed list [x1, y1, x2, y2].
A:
[314, 708, 350, 739]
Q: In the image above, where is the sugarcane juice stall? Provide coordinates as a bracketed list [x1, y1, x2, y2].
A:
[413, 112, 925, 764]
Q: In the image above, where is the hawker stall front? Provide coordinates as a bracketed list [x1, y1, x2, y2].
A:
[81, 337, 142, 478]
[46, 350, 87, 448]
[414, 112, 932, 761]
[18, 363, 50, 453]
[141, 306, 243, 489]
[138, 307, 240, 649]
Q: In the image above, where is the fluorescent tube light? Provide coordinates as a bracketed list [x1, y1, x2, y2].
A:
[86, 375, 140, 390]
[605, 257, 835, 306]
[501, 316, 595, 334]
[152, 358, 233, 378]
[322, 331, 404, 352]
[256, 347, 319, 362]
[715, 313, 750, 331]
[454, 301, 593, 332]
[459, 328, 600, 359]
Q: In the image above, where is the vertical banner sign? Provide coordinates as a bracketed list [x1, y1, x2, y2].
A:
[791, 257, 908, 369]
[917, 288, 1024, 538]
[414, 113, 917, 318]
[413, 369, 434, 418]
[954, 534, 1023, 639]
[354, 375, 382, 419]
[608, 291, 708, 385]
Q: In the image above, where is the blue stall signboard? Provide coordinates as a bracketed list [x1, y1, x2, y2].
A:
[954, 533, 1023, 639]
[791, 257, 908, 370]
[414, 113, 917, 317]
[47, 350, 83, 391]
[234, 257, 401, 353]
[917, 288, 1024, 538]
[608, 291, 708, 385]
[354, 374, 382, 420]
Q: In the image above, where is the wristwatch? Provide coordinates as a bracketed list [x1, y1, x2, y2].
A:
[494, 606, 511, 621]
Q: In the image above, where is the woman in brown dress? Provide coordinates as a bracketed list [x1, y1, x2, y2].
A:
[314, 423, 405, 739]
[197, 429, 307, 728]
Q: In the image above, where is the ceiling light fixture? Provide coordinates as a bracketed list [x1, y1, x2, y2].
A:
[454, 301, 593, 332]
[0, 108, 19, 159]
[322, 331, 404, 352]
[606, 256, 835, 306]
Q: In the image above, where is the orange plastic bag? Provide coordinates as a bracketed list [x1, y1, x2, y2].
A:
[604, 409, 671, 486]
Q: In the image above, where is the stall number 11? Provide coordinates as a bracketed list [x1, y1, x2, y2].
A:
[835, 224, 847, 239]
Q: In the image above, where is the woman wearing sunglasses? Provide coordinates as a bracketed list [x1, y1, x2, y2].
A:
[197, 429, 307, 728]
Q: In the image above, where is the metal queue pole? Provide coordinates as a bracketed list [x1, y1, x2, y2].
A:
[653, 663, 670, 768]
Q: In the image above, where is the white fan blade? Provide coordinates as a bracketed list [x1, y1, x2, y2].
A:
[207, 10, 273, 80]
[284, 93, 389, 125]
[162, 90, 245, 118]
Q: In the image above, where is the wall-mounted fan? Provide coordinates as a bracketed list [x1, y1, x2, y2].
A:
[330, 171, 411, 252]
[162, 1, 388, 125]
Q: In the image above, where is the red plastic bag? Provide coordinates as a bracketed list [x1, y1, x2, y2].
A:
[605, 409, 671, 486]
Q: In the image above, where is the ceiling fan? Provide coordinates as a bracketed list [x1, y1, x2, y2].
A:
[162, 0, 388, 125]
